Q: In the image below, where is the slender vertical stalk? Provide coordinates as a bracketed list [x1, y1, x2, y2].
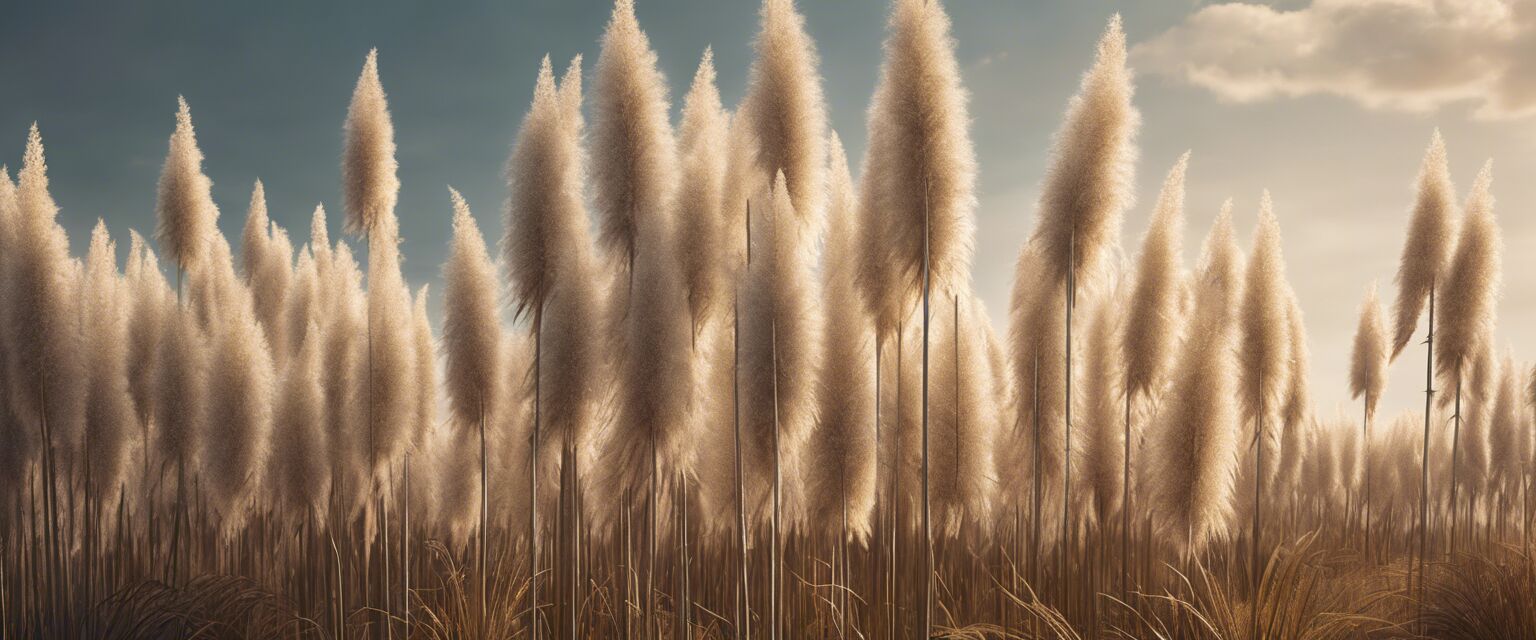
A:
[1449, 371, 1462, 558]
[1363, 397, 1372, 563]
[1122, 389, 1132, 604]
[478, 397, 488, 638]
[770, 319, 781, 640]
[1250, 370, 1263, 640]
[1062, 229, 1075, 607]
[919, 180, 934, 640]
[532, 304, 544, 640]
[403, 454, 410, 633]
[1417, 284, 1435, 626]
[646, 431, 657, 640]
[733, 200, 751, 640]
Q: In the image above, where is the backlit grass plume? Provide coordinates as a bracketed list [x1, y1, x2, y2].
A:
[1030, 14, 1138, 288]
[8, 126, 85, 461]
[1147, 201, 1241, 556]
[730, 0, 828, 231]
[124, 232, 171, 464]
[1350, 282, 1389, 420]
[1460, 344, 1496, 502]
[365, 219, 420, 481]
[591, 0, 678, 272]
[240, 181, 293, 367]
[503, 56, 606, 482]
[862, 0, 977, 303]
[1435, 161, 1500, 380]
[442, 188, 503, 450]
[1391, 131, 1458, 359]
[341, 49, 400, 236]
[677, 48, 730, 334]
[155, 98, 219, 275]
[1488, 352, 1522, 497]
[806, 136, 875, 539]
[740, 173, 823, 520]
[412, 287, 436, 446]
[1275, 290, 1310, 507]
[1123, 153, 1187, 399]
[1080, 281, 1125, 528]
[155, 302, 208, 497]
[1008, 241, 1069, 502]
[202, 251, 276, 531]
[82, 221, 135, 504]
[1239, 191, 1293, 436]
[272, 319, 329, 519]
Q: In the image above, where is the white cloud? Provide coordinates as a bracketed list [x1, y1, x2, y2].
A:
[1133, 0, 1536, 119]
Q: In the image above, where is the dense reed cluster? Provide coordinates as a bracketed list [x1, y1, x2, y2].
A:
[2, 1, 1534, 638]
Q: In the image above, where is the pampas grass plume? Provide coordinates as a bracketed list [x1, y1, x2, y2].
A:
[342, 49, 400, 236]
[155, 98, 219, 273]
[1391, 131, 1458, 358]
[1435, 161, 1500, 378]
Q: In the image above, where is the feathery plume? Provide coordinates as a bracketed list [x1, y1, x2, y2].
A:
[504, 56, 606, 457]
[320, 242, 369, 515]
[1460, 344, 1497, 498]
[412, 286, 436, 444]
[7, 125, 85, 456]
[155, 305, 208, 484]
[1029, 14, 1138, 287]
[1350, 282, 1389, 419]
[739, 173, 823, 519]
[241, 181, 293, 366]
[272, 319, 329, 519]
[804, 136, 877, 539]
[1123, 153, 1187, 398]
[1488, 352, 1522, 495]
[1391, 131, 1458, 358]
[1435, 161, 1500, 379]
[861, 0, 977, 311]
[605, 177, 696, 497]
[590, 0, 678, 271]
[442, 188, 504, 437]
[731, 0, 828, 232]
[1147, 201, 1242, 555]
[342, 49, 401, 236]
[124, 232, 171, 447]
[1080, 283, 1125, 527]
[1007, 241, 1069, 497]
[1239, 191, 1293, 427]
[676, 48, 731, 331]
[202, 267, 276, 528]
[1275, 290, 1310, 504]
[81, 222, 136, 502]
[365, 219, 419, 479]
[155, 98, 219, 273]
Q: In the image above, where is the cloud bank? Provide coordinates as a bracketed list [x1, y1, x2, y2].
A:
[1134, 0, 1536, 119]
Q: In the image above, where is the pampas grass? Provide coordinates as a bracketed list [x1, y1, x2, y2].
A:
[11, 15, 1536, 640]
[154, 99, 219, 276]
[442, 187, 503, 633]
[677, 48, 730, 335]
[272, 319, 329, 519]
[591, 0, 678, 275]
[81, 222, 135, 507]
[341, 49, 400, 238]
[1436, 161, 1500, 380]
[1392, 131, 1459, 359]
[732, 0, 827, 231]
[1147, 201, 1241, 557]
[1436, 161, 1500, 554]
[240, 181, 293, 368]
[805, 136, 877, 540]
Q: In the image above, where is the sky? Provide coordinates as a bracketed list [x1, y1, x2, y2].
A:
[2, 0, 1533, 420]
